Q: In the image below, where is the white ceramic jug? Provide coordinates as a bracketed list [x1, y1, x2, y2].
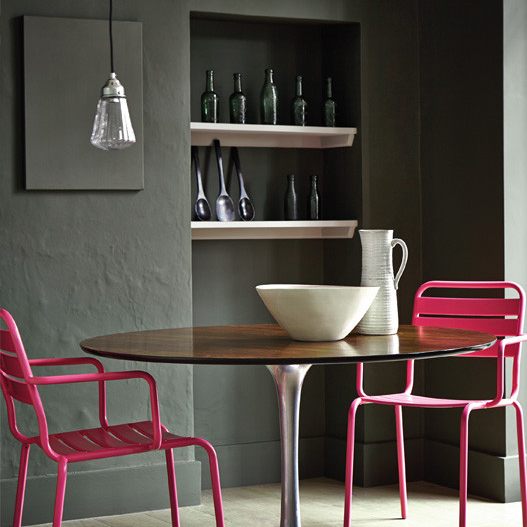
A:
[357, 229, 408, 335]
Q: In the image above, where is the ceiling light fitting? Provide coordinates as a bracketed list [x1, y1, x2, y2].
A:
[90, 0, 136, 151]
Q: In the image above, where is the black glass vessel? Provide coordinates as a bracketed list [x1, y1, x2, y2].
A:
[291, 75, 307, 126]
[307, 174, 320, 220]
[284, 174, 299, 220]
[260, 69, 278, 125]
[229, 73, 247, 124]
[201, 70, 219, 123]
[323, 77, 336, 127]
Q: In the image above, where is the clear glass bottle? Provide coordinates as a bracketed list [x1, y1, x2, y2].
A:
[291, 75, 307, 126]
[260, 69, 278, 125]
[323, 77, 336, 127]
[307, 174, 320, 220]
[201, 70, 219, 123]
[229, 73, 247, 124]
[284, 174, 299, 220]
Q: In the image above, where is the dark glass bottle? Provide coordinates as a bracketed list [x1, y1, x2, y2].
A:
[229, 73, 247, 124]
[291, 75, 307, 126]
[260, 69, 278, 125]
[307, 174, 320, 220]
[323, 77, 336, 127]
[201, 70, 219, 123]
[284, 174, 299, 220]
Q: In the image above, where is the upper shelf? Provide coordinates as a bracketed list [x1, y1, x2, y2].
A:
[190, 122, 358, 149]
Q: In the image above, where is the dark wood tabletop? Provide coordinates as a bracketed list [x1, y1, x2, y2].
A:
[80, 324, 496, 365]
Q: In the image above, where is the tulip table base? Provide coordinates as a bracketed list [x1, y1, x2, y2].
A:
[266, 364, 312, 527]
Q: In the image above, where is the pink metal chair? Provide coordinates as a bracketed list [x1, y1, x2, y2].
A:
[344, 281, 527, 527]
[0, 309, 225, 527]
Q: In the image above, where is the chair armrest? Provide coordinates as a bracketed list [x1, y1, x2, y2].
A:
[500, 334, 527, 348]
[499, 334, 527, 402]
[29, 357, 105, 372]
[29, 370, 155, 385]
[29, 357, 107, 427]
[484, 334, 527, 407]
[356, 359, 415, 398]
[29, 370, 162, 449]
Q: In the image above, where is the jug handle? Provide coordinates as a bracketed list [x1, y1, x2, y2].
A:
[391, 238, 408, 290]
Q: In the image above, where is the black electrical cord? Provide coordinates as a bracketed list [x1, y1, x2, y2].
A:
[109, 0, 114, 73]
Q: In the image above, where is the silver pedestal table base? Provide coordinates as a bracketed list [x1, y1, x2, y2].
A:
[266, 364, 312, 527]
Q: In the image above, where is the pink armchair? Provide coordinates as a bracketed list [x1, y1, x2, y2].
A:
[0, 309, 224, 527]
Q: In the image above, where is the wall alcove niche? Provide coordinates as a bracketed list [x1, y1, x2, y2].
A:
[189, 12, 363, 488]
[189, 15, 361, 228]
[190, 13, 362, 322]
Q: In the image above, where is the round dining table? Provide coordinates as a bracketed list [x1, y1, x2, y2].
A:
[81, 323, 496, 527]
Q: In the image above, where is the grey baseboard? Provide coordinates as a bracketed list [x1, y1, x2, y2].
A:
[425, 439, 525, 503]
[0, 461, 201, 527]
[324, 436, 425, 485]
[325, 435, 526, 503]
[196, 437, 325, 489]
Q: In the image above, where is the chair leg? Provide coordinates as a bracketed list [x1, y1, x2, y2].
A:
[13, 443, 30, 527]
[53, 459, 68, 527]
[513, 401, 527, 527]
[395, 405, 408, 519]
[199, 442, 225, 527]
[459, 405, 473, 527]
[344, 398, 362, 527]
[165, 449, 180, 527]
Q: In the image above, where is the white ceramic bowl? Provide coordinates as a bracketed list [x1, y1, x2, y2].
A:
[256, 284, 379, 341]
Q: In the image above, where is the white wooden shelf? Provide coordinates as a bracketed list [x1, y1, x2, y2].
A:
[191, 220, 358, 240]
[190, 122, 357, 149]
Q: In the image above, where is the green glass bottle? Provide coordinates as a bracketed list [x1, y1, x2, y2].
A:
[284, 174, 299, 220]
[201, 70, 219, 123]
[260, 69, 278, 125]
[307, 174, 320, 220]
[323, 77, 336, 127]
[229, 73, 247, 124]
[291, 75, 307, 126]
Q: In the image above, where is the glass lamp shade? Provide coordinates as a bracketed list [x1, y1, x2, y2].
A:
[90, 73, 136, 151]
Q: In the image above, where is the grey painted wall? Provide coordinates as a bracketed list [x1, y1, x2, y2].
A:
[1, 0, 524, 526]
[323, 0, 424, 486]
[1, 0, 197, 525]
[417, 0, 517, 503]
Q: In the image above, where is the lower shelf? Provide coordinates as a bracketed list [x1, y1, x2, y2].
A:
[191, 220, 358, 240]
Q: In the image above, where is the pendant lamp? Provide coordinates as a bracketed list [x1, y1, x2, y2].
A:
[90, 0, 136, 150]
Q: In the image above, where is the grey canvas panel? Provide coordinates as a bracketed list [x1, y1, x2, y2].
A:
[24, 16, 144, 190]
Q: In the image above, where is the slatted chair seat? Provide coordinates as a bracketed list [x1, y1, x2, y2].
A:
[359, 393, 491, 408]
[33, 422, 207, 461]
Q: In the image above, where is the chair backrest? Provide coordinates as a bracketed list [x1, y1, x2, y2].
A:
[0, 309, 48, 443]
[412, 281, 525, 358]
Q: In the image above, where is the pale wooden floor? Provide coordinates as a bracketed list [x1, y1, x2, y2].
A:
[33, 478, 523, 527]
